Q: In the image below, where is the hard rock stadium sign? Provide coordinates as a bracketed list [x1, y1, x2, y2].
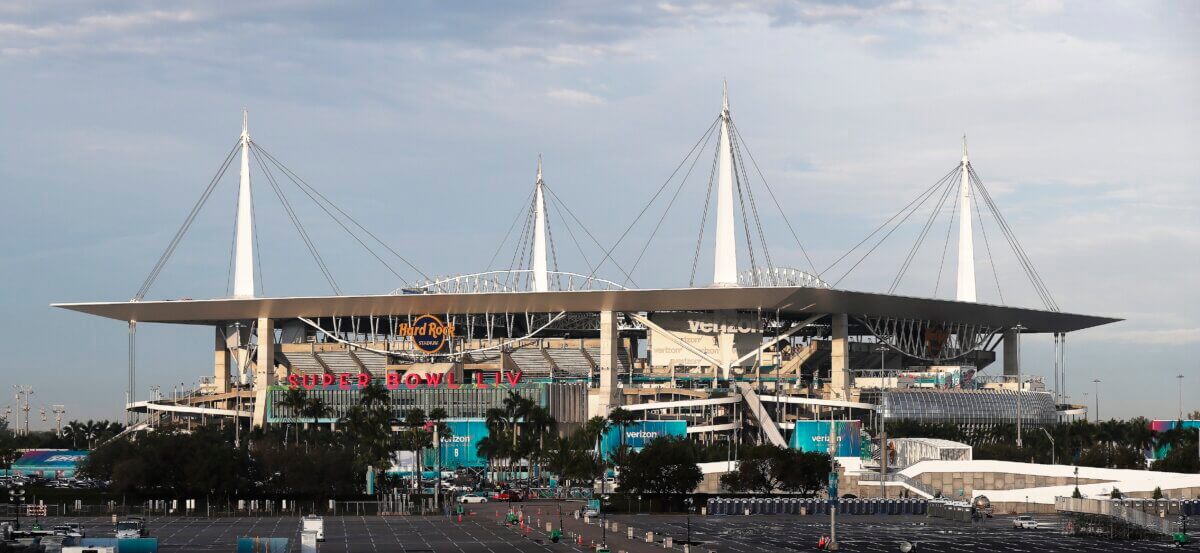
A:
[397, 314, 456, 353]
[286, 371, 523, 390]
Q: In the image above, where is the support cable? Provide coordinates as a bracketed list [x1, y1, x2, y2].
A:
[134, 140, 240, 301]
[506, 194, 536, 289]
[730, 123, 775, 283]
[734, 154, 761, 283]
[969, 167, 1058, 310]
[584, 116, 721, 284]
[253, 143, 409, 289]
[689, 137, 721, 287]
[542, 185, 639, 287]
[822, 165, 960, 286]
[731, 121, 819, 277]
[251, 147, 341, 294]
[252, 143, 433, 285]
[931, 181, 962, 297]
[890, 167, 959, 293]
[485, 188, 536, 272]
[544, 187, 562, 289]
[972, 186, 1005, 305]
[544, 185, 598, 279]
[623, 119, 719, 285]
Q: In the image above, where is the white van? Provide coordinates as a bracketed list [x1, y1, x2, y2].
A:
[302, 515, 325, 542]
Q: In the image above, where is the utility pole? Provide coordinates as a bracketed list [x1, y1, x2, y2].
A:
[1092, 379, 1101, 422]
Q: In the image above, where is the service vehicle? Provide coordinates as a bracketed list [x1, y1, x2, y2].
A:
[1012, 515, 1039, 529]
[302, 515, 325, 542]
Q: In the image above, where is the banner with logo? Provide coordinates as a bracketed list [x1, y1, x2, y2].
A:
[646, 313, 762, 368]
[788, 421, 861, 457]
[600, 420, 687, 458]
[422, 418, 490, 469]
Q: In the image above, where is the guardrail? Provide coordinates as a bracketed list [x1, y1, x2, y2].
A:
[1055, 496, 1176, 536]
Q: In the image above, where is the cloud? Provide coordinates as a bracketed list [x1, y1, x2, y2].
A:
[546, 87, 606, 106]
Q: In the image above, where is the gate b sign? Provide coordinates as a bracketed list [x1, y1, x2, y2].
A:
[398, 314, 456, 353]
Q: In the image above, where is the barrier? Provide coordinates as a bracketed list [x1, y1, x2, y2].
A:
[704, 497, 930, 516]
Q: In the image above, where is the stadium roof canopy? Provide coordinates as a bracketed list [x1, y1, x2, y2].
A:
[54, 286, 1118, 334]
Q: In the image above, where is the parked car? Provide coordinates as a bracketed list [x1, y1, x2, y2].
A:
[1012, 515, 1039, 529]
[460, 493, 489, 504]
[582, 507, 600, 518]
[492, 491, 512, 502]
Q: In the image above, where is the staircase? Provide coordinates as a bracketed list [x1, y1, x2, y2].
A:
[735, 382, 788, 447]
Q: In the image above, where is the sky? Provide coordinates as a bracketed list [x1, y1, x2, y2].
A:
[0, 0, 1197, 426]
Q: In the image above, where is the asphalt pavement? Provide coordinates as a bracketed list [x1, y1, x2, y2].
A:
[23, 502, 1185, 552]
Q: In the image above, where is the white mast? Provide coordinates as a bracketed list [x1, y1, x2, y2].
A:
[955, 135, 976, 302]
[233, 109, 256, 298]
[532, 155, 549, 292]
[712, 81, 738, 286]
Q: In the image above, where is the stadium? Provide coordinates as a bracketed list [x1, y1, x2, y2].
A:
[54, 88, 1118, 482]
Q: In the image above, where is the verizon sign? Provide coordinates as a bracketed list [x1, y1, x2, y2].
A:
[647, 313, 762, 368]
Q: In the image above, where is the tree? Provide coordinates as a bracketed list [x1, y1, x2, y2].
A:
[719, 445, 829, 496]
[1110, 487, 1123, 499]
[618, 436, 702, 498]
[0, 420, 18, 470]
[1153, 486, 1164, 500]
[1151, 441, 1200, 473]
[1078, 443, 1144, 470]
[1072, 487, 1082, 499]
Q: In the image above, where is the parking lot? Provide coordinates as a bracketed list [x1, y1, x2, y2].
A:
[25, 503, 1186, 552]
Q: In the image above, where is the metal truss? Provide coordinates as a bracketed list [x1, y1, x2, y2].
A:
[736, 266, 829, 288]
[856, 316, 999, 362]
[392, 270, 627, 294]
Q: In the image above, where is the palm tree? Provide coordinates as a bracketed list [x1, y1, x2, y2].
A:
[359, 379, 390, 408]
[403, 408, 429, 494]
[607, 407, 639, 471]
[300, 396, 332, 444]
[279, 388, 308, 444]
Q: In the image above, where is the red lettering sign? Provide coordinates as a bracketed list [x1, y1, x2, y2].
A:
[287, 371, 522, 390]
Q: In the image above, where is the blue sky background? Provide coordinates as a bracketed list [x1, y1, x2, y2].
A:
[1, 0, 1196, 425]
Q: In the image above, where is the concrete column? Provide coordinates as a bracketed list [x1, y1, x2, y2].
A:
[830, 314, 850, 399]
[717, 309, 736, 381]
[214, 327, 231, 395]
[590, 310, 621, 418]
[1002, 329, 1019, 377]
[251, 317, 275, 428]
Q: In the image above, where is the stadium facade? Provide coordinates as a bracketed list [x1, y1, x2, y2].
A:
[54, 89, 1117, 465]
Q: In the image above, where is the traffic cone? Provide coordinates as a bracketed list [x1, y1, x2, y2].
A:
[577, 534, 583, 545]
[457, 514, 463, 523]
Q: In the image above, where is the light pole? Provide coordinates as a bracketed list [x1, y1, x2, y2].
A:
[1014, 324, 1025, 448]
[1092, 379, 1101, 422]
[1038, 427, 1056, 465]
[1178, 374, 1184, 421]
[685, 496, 694, 546]
[876, 344, 889, 499]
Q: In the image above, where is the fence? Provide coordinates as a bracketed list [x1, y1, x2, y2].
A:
[706, 497, 927, 516]
[1056, 496, 1176, 536]
[926, 499, 974, 522]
